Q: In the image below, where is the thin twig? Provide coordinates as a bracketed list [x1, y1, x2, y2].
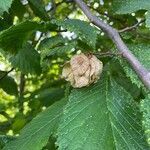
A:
[33, 32, 44, 47]
[119, 19, 145, 33]
[0, 111, 10, 120]
[51, 0, 57, 16]
[74, 0, 150, 90]
[94, 51, 122, 57]
[54, 29, 67, 32]
[19, 73, 25, 113]
[0, 68, 14, 80]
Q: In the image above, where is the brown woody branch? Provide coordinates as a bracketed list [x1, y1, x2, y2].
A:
[74, 0, 150, 90]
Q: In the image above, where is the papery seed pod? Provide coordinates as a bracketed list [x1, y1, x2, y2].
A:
[62, 62, 74, 85]
[62, 53, 103, 88]
[70, 53, 90, 76]
[89, 55, 103, 83]
[74, 76, 89, 88]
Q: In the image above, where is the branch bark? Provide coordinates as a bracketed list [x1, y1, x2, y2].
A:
[74, 0, 150, 90]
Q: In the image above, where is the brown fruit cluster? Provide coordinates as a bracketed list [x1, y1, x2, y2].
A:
[62, 53, 103, 88]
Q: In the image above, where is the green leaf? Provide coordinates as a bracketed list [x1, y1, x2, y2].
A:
[113, 0, 150, 14]
[9, 43, 41, 75]
[30, 88, 65, 107]
[28, 0, 49, 21]
[57, 76, 148, 149]
[109, 59, 141, 100]
[10, 0, 26, 20]
[119, 44, 150, 88]
[3, 98, 67, 150]
[140, 95, 150, 146]
[39, 35, 67, 51]
[113, 0, 150, 27]
[53, 19, 98, 48]
[0, 21, 42, 53]
[12, 115, 27, 133]
[39, 35, 76, 59]
[146, 11, 150, 28]
[42, 42, 76, 59]
[0, 71, 18, 95]
[0, 135, 15, 149]
[0, 0, 13, 16]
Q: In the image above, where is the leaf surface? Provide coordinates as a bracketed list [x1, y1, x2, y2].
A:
[113, 0, 150, 14]
[53, 19, 98, 48]
[28, 0, 49, 20]
[140, 94, 150, 146]
[57, 76, 149, 150]
[3, 99, 66, 150]
[9, 43, 41, 75]
[39, 35, 66, 51]
[146, 11, 150, 28]
[0, 135, 15, 149]
[0, 21, 42, 53]
[39, 35, 76, 59]
[0, 0, 13, 16]
[113, 0, 150, 27]
[119, 44, 150, 88]
[0, 71, 18, 95]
